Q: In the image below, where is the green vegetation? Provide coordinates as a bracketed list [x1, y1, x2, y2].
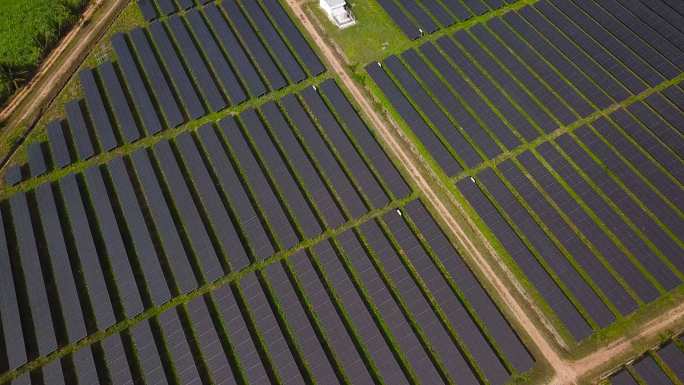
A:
[0, 0, 88, 105]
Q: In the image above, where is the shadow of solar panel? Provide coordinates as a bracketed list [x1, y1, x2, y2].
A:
[312, 240, 418, 384]
[221, 0, 287, 90]
[151, 140, 224, 282]
[204, 4, 267, 98]
[129, 27, 185, 128]
[264, 257, 341, 385]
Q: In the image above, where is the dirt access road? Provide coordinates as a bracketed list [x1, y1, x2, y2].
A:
[284, 1, 684, 384]
[0, 0, 128, 168]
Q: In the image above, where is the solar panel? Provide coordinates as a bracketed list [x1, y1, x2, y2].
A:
[28, 143, 48, 177]
[626, 102, 684, 168]
[129, 149, 198, 293]
[157, 308, 202, 384]
[238, 110, 321, 238]
[80, 68, 118, 151]
[397, 0, 437, 33]
[0, 212, 28, 370]
[149, 20, 210, 117]
[220, 116, 299, 250]
[376, 0, 420, 39]
[128, 28, 185, 127]
[264, 259, 340, 385]
[301, 86, 389, 209]
[100, 333, 134, 385]
[610, 370, 639, 385]
[221, 0, 287, 90]
[259, 101, 346, 228]
[312, 240, 412, 384]
[58, 174, 116, 329]
[65, 100, 96, 160]
[47, 120, 73, 168]
[240, 0, 306, 83]
[440, 0, 473, 21]
[106, 157, 171, 305]
[137, 0, 158, 21]
[239, 273, 306, 384]
[34, 183, 87, 343]
[280, 94, 368, 218]
[185, 9, 246, 105]
[71, 348, 98, 385]
[97, 61, 142, 142]
[633, 355, 674, 385]
[195, 124, 275, 260]
[658, 342, 684, 381]
[260, 0, 325, 76]
[204, 4, 266, 98]
[319, 80, 412, 198]
[82, 166, 144, 318]
[421, 0, 455, 27]
[131, 320, 170, 384]
[175, 131, 249, 271]
[156, 0, 176, 15]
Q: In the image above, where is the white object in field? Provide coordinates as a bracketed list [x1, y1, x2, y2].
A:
[319, 0, 356, 28]
[396, 209, 402, 216]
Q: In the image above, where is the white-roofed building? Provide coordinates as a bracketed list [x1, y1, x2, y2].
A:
[320, 0, 356, 28]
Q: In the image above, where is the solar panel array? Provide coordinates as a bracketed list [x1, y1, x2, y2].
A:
[609, 335, 684, 385]
[367, 0, 684, 177]
[4, 0, 324, 187]
[2, 195, 535, 385]
[376, 0, 517, 39]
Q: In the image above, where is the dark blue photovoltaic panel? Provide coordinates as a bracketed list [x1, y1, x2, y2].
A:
[397, 0, 438, 33]
[537, 142, 681, 291]
[98, 61, 141, 142]
[9, 193, 60, 361]
[34, 182, 87, 344]
[156, 0, 176, 15]
[285, 252, 373, 385]
[158, 309, 202, 384]
[3, 165, 22, 186]
[644, 92, 684, 137]
[83, 166, 144, 318]
[212, 285, 270, 385]
[624, 0, 684, 49]
[196, 124, 275, 260]
[301, 86, 389, 209]
[658, 342, 684, 381]
[131, 321, 170, 384]
[404, 200, 534, 372]
[80, 68, 118, 151]
[221, 0, 287, 90]
[437, 36, 525, 147]
[0, 213, 27, 371]
[440, 0, 472, 21]
[313, 240, 413, 385]
[456, 177, 592, 340]
[152, 140, 224, 282]
[175, 131, 250, 271]
[240, 273, 306, 384]
[129, 149, 198, 294]
[610, 370, 639, 385]
[204, 4, 266, 97]
[71, 348, 98, 385]
[128, 28, 185, 128]
[265, 259, 341, 385]
[177, 0, 193, 10]
[148, 20, 207, 118]
[59, 174, 116, 329]
[387, 52, 483, 166]
[138, 0, 157, 21]
[186, 9, 246, 106]
[329, 232, 440, 385]
[319, 80, 412, 199]
[366, 61, 461, 176]
[421, 0, 454, 27]
[281, 94, 368, 218]
[240, 0, 305, 83]
[260, 0, 325, 76]
[166, 17, 228, 113]
[626, 102, 684, 168]
[47, 120, 72, 168]
[186, 296, 239, 385]
[383, 209, 509, 385]
[633, 355, 674, 385]
[100, 334, 134, 385]
[259, 101, 346, 229]
[376, 0, 420, 39]
[239, 110, 322, 238]
[465, 0, 489, 16]
[65, 100, 96, 160]
[28, 143, 47, 177]
[106, 157, 171, 306]
[220, 116, 299, 250]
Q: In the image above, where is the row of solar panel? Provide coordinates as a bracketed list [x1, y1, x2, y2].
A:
[0, 80, 411, 380]
[2, 199, 534, 385]
[367, 0, 684, 177]
[137, 0, 209, 21]
[376, 0, 516, 40]
[456, 100, 684, 340]
[4, 0, 324, 187]
[610, 335, 684, 385]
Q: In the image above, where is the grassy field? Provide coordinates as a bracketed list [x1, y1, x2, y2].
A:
[0, 0, 89, 105]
